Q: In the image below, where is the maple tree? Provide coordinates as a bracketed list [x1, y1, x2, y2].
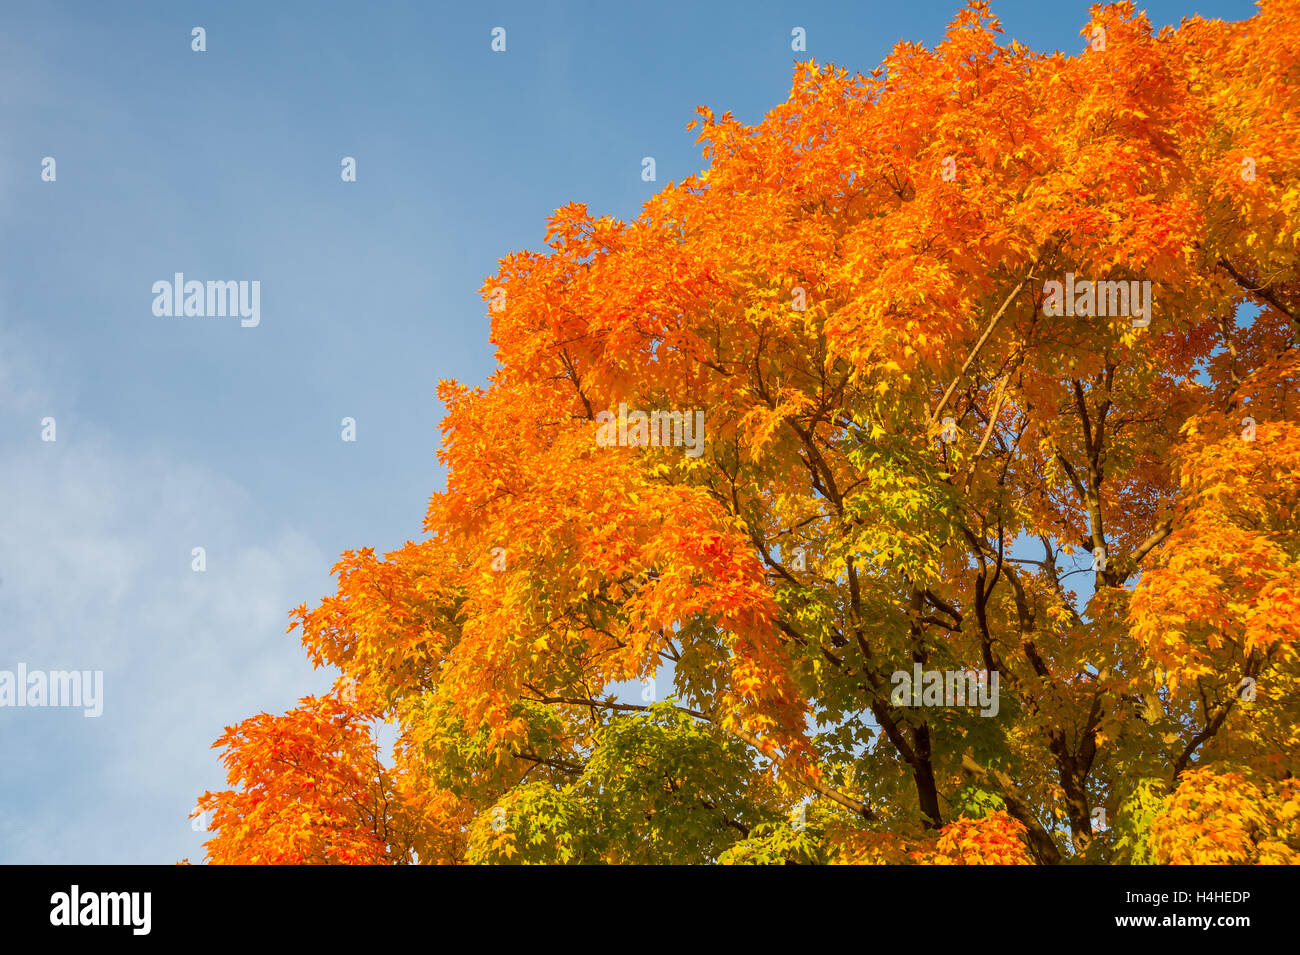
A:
[195, 0, 1300, 864]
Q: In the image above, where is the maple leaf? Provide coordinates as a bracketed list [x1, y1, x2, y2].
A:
[197, 0, 1300, 865]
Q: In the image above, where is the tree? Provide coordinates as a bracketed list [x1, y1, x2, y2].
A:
[195, 0, 1300, 864]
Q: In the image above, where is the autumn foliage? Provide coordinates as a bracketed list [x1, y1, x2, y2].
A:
[195, 1, 1300, 863]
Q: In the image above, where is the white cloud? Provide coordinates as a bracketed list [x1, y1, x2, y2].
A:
[0, 336, 335, 863]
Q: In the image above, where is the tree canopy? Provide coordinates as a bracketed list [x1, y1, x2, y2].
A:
[195, 0, 1300, 864]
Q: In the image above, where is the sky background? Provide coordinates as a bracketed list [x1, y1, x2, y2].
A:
[0, 0, 1259, 863]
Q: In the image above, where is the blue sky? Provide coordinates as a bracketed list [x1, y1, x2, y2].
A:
[0, 0, 1258, 863]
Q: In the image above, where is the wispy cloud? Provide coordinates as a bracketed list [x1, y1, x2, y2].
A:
[0, 333, 333, 863]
